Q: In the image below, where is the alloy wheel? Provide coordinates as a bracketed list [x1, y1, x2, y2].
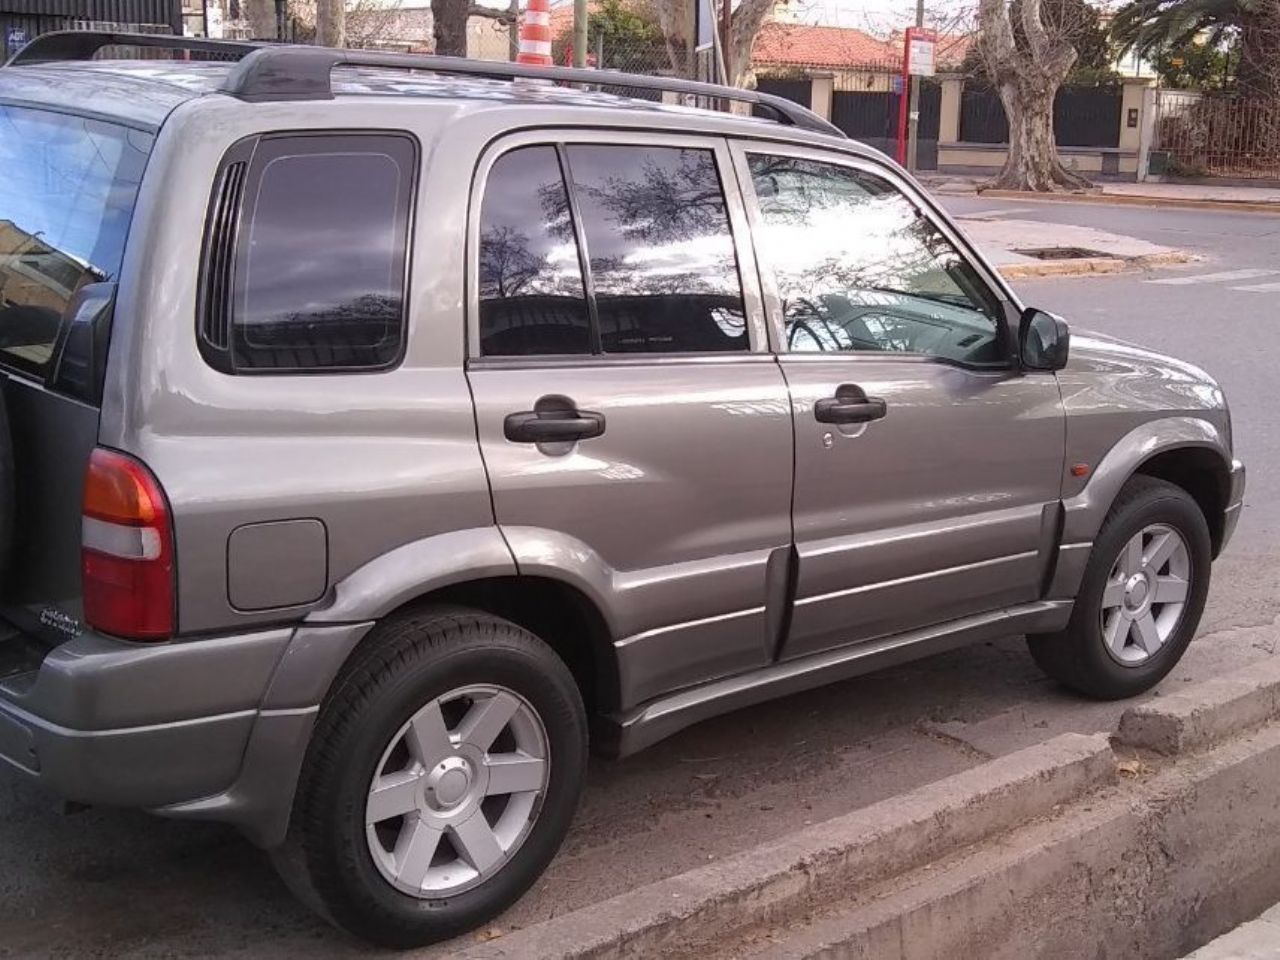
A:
[365, 684, 550, 897]
[1099, 523, 1191, 666]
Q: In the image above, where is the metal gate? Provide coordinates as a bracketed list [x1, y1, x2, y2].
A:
[1153, 90, 1280, 179]
[831, 81, 940, 169]
[960, 85, 1121, 148]
[756, 77, 813, 109]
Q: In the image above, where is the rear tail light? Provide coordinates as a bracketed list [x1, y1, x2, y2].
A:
[81, 448, 174, 640]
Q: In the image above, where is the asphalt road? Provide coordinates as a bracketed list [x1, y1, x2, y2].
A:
[3, 198, 1278, 959]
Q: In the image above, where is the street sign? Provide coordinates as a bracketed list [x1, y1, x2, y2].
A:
[891, 75, 904, 95]
[906, 28, 936, 77]
[5, 26, 29, 58]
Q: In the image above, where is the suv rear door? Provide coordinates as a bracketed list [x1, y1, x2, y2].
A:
[733, 143, 1066, 659]
[0, 105, 153, 644]
[466, 132, 794, 709]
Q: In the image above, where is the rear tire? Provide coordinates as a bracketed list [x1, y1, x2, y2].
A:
[1028, 476, 1211, 699]
[282, 607, 587, 948]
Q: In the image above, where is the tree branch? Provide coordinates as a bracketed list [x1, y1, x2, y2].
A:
[469, 4, 514, 22]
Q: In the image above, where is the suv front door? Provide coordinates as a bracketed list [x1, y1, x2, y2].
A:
[734, 144, 1066, 659]
[466, 133, 794, 710]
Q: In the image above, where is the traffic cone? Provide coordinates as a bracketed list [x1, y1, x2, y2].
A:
[516, 0, 553, 66]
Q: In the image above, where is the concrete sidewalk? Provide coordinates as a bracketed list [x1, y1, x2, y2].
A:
[951, 210, 1193, 279]
[924, 175, 1280, 213]
[1181, 903, 1280, 959]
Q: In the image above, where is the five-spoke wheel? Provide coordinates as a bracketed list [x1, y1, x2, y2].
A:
[1099, 523, 1191, 665]
[365, 685, 550, 897]
[1028, 476, 1211, 699]
[281, 608, 587, 948]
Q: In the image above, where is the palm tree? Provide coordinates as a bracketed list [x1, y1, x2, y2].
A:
[1110, 0, 1280, 99]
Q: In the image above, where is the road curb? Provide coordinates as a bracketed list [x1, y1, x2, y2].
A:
[1118, 656, 1280, 756]
[997, 249, 1195, 281]
[978, 188, 1280, 216]
[447, 733, 1114, 960]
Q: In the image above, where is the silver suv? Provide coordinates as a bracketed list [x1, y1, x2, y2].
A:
[0, 34, 1245, 948]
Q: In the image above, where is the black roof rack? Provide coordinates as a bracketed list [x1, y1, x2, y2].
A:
[5, 30, 844, 138]
[6, 30, 262, 64]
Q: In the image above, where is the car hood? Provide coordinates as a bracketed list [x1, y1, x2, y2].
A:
[1058, 328, 1227, 415]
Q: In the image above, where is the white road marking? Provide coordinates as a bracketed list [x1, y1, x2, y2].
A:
[1148, 268, 1279, 286]
[1232, 281, 1280, 292]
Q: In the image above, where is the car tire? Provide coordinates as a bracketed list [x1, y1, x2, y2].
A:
[281, 606, 587, 948]
[1028, 476, 1212, 700]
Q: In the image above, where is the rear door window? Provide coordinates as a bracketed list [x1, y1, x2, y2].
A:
[478, 146, 592, 356]
[476, 141, 749, 358]
[565, 145, 747, 354]
[0, 106, 152, 379]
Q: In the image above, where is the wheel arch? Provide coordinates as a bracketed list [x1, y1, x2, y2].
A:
[1131, 447, 1230, 557]
[1051, 418, 1231, 599]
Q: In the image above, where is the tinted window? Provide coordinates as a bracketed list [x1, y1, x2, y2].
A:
[566, 145, 747, 354]
[230, 134, 415, 371]
[0, 107, 151, 378]
[748, 155, 1004, 365]
[479, 147, 591, 356]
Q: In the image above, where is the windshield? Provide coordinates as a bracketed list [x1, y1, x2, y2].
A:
[0, 106, 153, 378]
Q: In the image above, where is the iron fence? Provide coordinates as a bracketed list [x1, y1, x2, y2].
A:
[1153, 90, 1280, 179]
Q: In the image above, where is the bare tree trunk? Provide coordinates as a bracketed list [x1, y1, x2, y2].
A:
[315, 0, 346, 46]
[241, 0, 279, 39]
[433, 0, 470, 56]
[727, 0, 775, 88]
[992, 79, 1090, 190]
[976, 0, 1092, 192]
[654, 0, 690, 78]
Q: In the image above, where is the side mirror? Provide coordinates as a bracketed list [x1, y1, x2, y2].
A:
[1019, 308, 1070, 372]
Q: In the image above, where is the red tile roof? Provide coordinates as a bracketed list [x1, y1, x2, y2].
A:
[752, 23, 897, 69]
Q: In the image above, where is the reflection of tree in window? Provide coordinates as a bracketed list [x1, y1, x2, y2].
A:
[567, 145, 746, 354]
[478, 147, 590, 356]
[749, 155, 1002, 364]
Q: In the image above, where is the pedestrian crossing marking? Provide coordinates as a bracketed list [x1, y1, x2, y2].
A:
[1149, 268, 1278, 286]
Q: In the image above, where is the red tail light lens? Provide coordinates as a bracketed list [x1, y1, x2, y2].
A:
[81, 448, 174, 640]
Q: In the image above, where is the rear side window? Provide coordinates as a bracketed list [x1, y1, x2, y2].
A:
[566, 145, 747, 354]
[478, 146, 591, 356]
[477, 142, 748, 357]
[0, 107, 151, 380]
[200, 133, 416, 373]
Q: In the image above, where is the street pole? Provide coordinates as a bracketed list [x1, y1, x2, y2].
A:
[906, 0, 924, 172]
[573, 0, 588, 67]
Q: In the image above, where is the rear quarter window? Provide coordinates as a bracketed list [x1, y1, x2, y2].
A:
[199, 132, 417, 374]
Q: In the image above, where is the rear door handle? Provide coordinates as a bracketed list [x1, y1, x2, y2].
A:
[504, 409, 606, 443]
[814, 386, 887, 425]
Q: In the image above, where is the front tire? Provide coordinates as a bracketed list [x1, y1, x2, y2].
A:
[283, 607, 587, 948]
[1028, 476, 1212, 699]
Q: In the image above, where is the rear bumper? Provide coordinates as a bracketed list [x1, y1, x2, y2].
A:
[0, 618, 373, 846]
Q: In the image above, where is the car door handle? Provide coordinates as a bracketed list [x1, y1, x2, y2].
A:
[504, 409, 606, 443]
[813, 395, 887, 425]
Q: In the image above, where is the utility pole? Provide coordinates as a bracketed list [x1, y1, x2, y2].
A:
[906, 0, 924, 172]
[574, 0, 588, 66]
[509, 0, 519, 60]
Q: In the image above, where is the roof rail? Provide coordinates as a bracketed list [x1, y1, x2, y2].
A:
[4, 30, 262, 65]
[4, 31, 845, 139]
[223, 46, 844, 136]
